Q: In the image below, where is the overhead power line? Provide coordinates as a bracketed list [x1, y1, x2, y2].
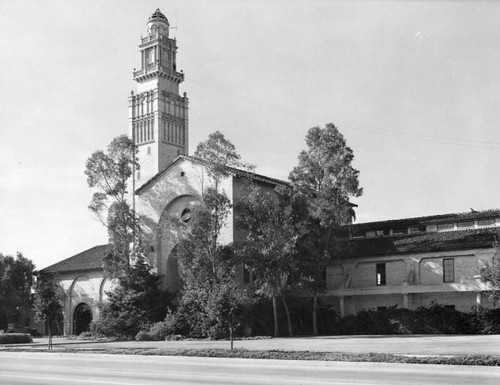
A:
[185, 76, 500, 150]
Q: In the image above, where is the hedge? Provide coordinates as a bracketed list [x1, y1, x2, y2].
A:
[0, 333, 33, 344]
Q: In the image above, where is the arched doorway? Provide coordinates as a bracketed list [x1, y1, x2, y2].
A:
[166, 245, 181, 293]
[73, 303, 92, 335]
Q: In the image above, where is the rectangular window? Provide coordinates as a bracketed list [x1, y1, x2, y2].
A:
[410, 226, 426, 233]
[393, 227, 408, 235]
[374, 229, 390, 237]
[437, 223, 454, 232]
[457, 221, 474, 229]
[443, 258, 455, 283]
[376, 263, 386, 286]
[478, 219, 496, 227]
[243, 265, 250, 284]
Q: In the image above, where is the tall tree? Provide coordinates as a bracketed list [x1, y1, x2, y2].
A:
[194, 131, 254, 187]
[85, 136, 167, 338]
[480, 252, 500, 301]
[288, 123, 362, 335]
[33, 272, 63, 350]
[84, 135, 139, 278]
[172, 187, 254, 346]
[237, 183, 297, 337]
[0, 253, 35, 330]
[92, 255, 165, 338]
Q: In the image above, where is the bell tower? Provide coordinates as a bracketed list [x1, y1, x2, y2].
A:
[129, 9, 189, 186]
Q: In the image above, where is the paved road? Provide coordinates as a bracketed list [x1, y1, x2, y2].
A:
[11, 334, 500, 356]
[1, 352, 500, 385]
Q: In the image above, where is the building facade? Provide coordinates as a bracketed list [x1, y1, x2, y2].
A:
[42, 9, 498, 335]
[325, 210, 499, 316]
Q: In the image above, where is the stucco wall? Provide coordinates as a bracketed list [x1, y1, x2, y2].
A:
[55, 270, 112, 335]
[137, 159, 235, 291]
[326, 248, 496, 316]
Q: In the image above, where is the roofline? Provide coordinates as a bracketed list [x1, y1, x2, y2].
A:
[42, 267, 104, 274]
[135, 155, 289, 194]
[40, 244, 109, 273]
[350, 208, 500, 228]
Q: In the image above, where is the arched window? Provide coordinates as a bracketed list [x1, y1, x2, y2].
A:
[146, 48, 154, 65]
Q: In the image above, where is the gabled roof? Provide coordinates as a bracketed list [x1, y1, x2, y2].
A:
[351, 209, 500, 232]
[42, 245, 110, 274]
[135, 155, 289, 194]
[342, 227, 500, 258]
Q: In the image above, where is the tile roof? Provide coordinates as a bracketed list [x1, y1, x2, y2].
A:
[342, 228, 500, 258]
[351, 209, 500, 232]
[135, 155, 289, 194]
[42, 245, 110, 274]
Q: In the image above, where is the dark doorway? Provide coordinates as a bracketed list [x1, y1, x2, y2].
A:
[73, 303, 92, 335]
[166, 246, 181, 293]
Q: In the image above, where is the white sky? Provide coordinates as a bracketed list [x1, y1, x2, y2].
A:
[2, 0, 500, 270]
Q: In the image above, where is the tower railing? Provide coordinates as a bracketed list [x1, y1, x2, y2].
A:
[140, 33, 168, 45]
[133, 64, 184, 81]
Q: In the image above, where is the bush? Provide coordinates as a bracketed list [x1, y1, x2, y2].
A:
[0, 333, 33, 344]
[336, 304, 479, 335]
[468, 307, 500, 334]
[136, 310, 187, 341]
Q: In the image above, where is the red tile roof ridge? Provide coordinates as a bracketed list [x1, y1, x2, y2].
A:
[351, 208, 500, 229]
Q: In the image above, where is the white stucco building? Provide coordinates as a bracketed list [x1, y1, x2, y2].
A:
[42, 9, 498, 335]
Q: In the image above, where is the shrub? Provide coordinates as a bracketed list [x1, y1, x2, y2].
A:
[468, 307, 500, 334]
[336, 304, 477, 335]
[136, 310, 187, 341]
[0, 333, 33, 344]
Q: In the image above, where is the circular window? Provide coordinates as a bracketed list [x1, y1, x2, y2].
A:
[180, 208, 191, 223]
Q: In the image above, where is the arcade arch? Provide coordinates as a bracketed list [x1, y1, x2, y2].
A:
[73, 303, 92, 335]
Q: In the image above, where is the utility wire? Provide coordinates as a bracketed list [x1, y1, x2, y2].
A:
[185, 76, 500, 150]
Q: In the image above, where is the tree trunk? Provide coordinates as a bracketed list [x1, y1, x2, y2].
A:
[230, 325, 234, 351]
[272, 296, 279, 337]
[48, 321, 52, 351]
[312, 293, 318, 336]
[281, 296, 293, 337]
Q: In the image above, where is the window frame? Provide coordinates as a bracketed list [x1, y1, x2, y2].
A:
[376, 263, 386, 286]
[443, 258, 455, 283]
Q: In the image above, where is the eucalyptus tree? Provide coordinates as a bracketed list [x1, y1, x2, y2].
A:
[237, 183, 297, 337]
[84, 135, 139, 277]
[288, 123, 362, 335]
